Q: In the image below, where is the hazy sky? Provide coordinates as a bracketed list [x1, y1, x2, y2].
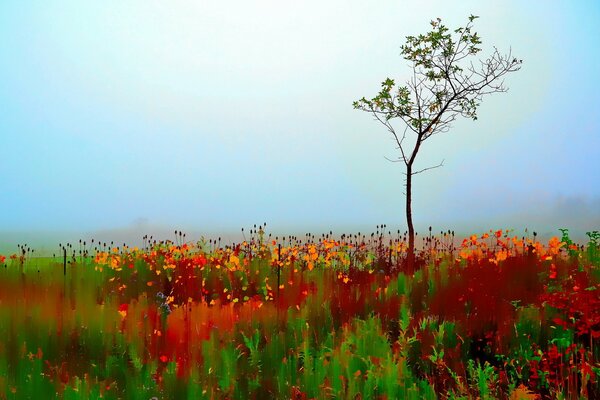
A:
[1, 0, 599, 245]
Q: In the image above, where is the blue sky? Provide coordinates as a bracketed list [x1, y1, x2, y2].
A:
[1, 0, 599, 246]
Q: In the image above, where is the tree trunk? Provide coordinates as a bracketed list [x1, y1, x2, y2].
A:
[406, 164, 415, 270]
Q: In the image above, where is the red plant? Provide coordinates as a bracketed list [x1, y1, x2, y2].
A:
[542, 272, 600, 339]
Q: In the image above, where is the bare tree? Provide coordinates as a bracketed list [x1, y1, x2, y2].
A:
[354, 15, 522, 268]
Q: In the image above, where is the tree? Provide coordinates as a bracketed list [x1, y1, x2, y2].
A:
[353, 15, 522, 268]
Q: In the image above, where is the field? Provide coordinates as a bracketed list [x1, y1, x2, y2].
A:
[0, 228, 599, 399]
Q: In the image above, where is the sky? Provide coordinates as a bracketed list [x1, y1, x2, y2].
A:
[1, 0, 599, 249]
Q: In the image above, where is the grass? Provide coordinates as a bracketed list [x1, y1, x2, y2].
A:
[0, 227, 598, 399]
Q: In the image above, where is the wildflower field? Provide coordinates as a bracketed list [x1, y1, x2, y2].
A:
[0, 227, 599, 399]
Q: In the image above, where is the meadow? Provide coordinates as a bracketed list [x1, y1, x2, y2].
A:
[0, 226, 599, 399]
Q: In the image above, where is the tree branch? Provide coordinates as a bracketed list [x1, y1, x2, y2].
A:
[412, 159, 445, 175]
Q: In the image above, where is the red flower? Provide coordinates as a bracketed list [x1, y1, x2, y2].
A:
[118, 303, 129, 318]
[549, 264, 557, 279]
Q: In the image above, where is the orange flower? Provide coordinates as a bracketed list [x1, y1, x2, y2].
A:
[547, 236, 565, 255]
[470, 235, 478, 245]
[495, 249, 508, 263]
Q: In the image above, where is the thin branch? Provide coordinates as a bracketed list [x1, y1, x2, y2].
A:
[412, 159, 445, 175]
[398, 125, 409, 162]
[371, 112, 408, 165]
[384, 156, 404, 163]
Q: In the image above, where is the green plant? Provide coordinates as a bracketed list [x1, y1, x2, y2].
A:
[467, 359, 498, 399]
[586, 230, 599, 264]
[558, 228, 578, 257]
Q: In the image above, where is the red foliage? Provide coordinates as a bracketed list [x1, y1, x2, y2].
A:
[542, 270, 600, 338]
